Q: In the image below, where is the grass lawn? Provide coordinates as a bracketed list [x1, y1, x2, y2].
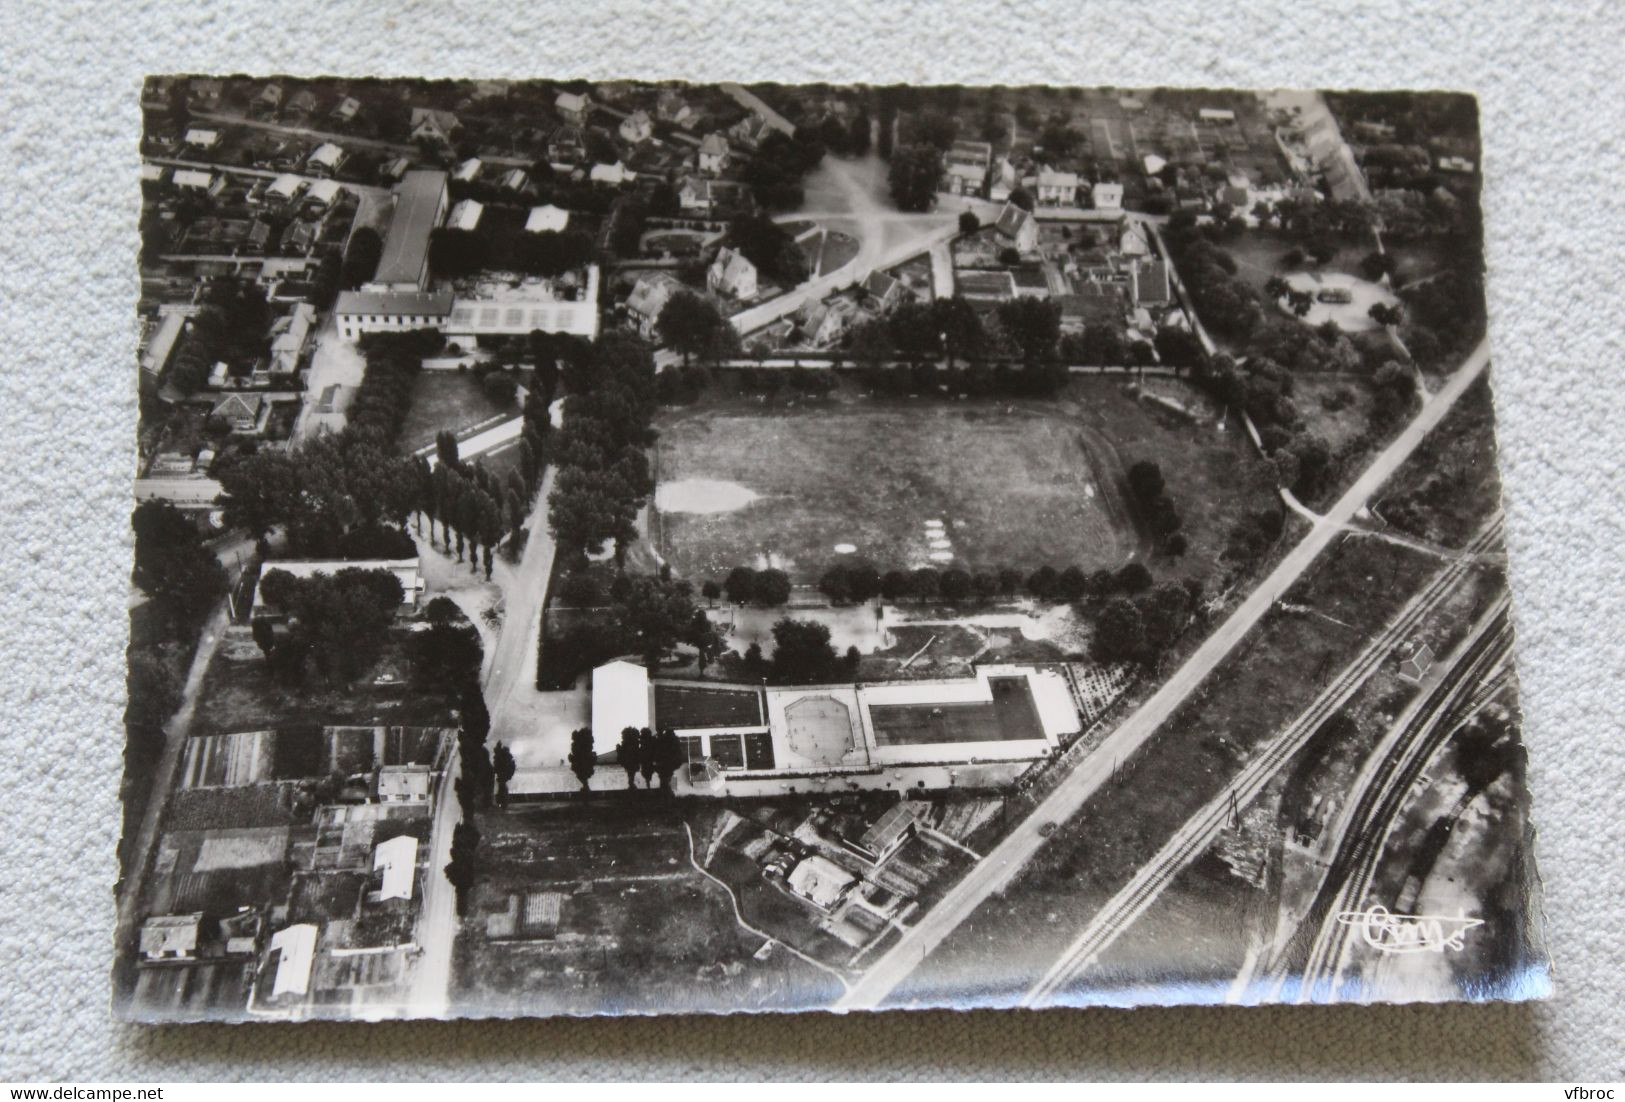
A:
[451, 800, 840, 1016]
[1223, 227, 1376, 298]
[652, 392, 1142, 587]
[889, 531, 1454, 1008]
[396, 371, 516, 455]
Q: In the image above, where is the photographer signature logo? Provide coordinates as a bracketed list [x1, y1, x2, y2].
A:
[1336, 905, 1484, 954]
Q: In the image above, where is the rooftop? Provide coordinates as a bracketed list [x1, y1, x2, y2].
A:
[372, 170, 448, 288]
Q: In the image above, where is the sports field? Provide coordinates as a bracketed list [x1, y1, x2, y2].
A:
[869, 676, 1046, 746]
[652, 399, 1139, 585]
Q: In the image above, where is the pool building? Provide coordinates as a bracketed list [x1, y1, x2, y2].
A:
[590, 660, 1081, 794]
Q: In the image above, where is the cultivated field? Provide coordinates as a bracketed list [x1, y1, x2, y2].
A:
[451, 802, 839, 1016]
[652, 397, 1141, 586]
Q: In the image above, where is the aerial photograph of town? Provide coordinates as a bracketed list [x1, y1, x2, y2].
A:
[120, 75, 1547, 1022]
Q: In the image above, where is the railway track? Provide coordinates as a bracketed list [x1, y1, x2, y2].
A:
[1286, 599, 1514, 1002]
[1021, 516, 1504, 1007]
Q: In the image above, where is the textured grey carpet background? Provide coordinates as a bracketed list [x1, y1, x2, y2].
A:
[2, 0, 1621, 1081]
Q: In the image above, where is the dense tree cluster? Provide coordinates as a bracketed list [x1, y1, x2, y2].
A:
[1126, 460, 1186, 555]
[536, 569, 714, 689]
[217, 331, 441, 551]
[416, 439, 517, 579]
[253, 566, 405, 682]
[131, 501, 227, 638]
[1090, 578, 1203, 665]
[722, 566, 793, 607]
[546, 332, 658, 563]
[741, 130, 828, 211]
[613, 725, 685, 790]
[167, 278, 274, 393]
[724, 214, 809, 287]
[657, 291, 738, 366]
[887, 143, 943, 212]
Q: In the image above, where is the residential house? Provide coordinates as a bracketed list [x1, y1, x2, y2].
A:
[305, 142, 345, 177]
[210, 393, 267, 434]
[657, 88, 694, 127]
[284, 89, 319, 121]
[994, 201, 1039, 254]
[707, 246, 758, 300]
[698, 132, 729, 175]
[589, 161, 629, 187]
[943, 161, 986, 197]
[452, 157, 482, 184]
[798, 296, 861, 348]
[302, 179, 341, 211]
[378, 156, 411, 185]
[1141, 153, 1167, 178]
[330, 96, 361, 125]
[524, 204, 570, 234]
[678, 176, 714, 214]
[845, 802, 918, 863]
[989, 157, 1020, 203]
[186, 78, 223, 110]
[182, 128, 220, 151]
[172, 169, 223, 197]
[547, 125, 586, 165]
[268, 303, 317, 375]
[863, 269, 905, 312]
[786, 856, 856, 914]
[619, 109, 654, 145]
[626, 272, 685, 338]
[555, 91, 591, 126]
[1119, 221, 1151, 258]
[1198, 107, 1236, 124]
[409, 108, 460, 147]
[1091, 181, 1125, 210]
[1036, 167, 1081, 207]
[498, 168, 529, 193]
[265, 174, 304, 204]
[447, 198, 483, 232]
[140, 914, 211, 961]
[728, 114, 775, 148]
[252, 82, 283, 116]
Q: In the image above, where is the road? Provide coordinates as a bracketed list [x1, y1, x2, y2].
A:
[1019, 518, 1503, 1007]
[833, 335, 1493, 1011]
[407, 462, 559, 1014]
[113, 598, 233, 952]
[727, 157, 974, 338]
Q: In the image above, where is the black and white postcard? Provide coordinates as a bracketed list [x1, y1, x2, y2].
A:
[120, 77, 1548, 1021]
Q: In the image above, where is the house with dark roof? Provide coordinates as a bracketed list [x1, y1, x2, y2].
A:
[409, 108, 460, 147]
[365, 170, 449, 292]
[863, 270, 905, 312]
[619, 109, 654, 145]
[708, 246, 758, 300]
[626, 273, 685, 338]
[994, 202, 1038, 254]
[1132, 259, 1171, 307]
[698, 132, 729, 175]
[547, 125, 586, 165]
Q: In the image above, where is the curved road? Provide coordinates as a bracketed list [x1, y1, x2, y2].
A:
[834, 335, 1493, 1011]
